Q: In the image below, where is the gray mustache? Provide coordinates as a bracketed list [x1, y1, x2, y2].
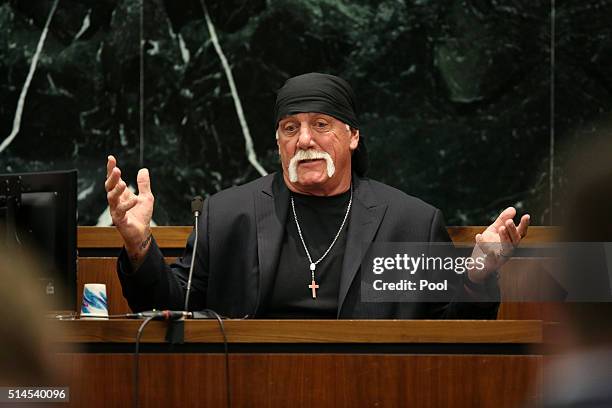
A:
[288, 150, 336, 182]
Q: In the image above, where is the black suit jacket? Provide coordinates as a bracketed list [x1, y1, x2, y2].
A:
[118, 172, 498, 319]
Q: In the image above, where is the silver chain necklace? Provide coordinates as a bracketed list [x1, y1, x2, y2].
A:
[290, 186, 353, 298]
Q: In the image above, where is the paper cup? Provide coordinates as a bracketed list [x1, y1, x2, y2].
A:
[81, 283, 108, 317]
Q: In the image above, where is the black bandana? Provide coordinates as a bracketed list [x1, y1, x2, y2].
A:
[274, 72, 368, 176]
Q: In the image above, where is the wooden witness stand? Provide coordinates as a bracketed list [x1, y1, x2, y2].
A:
[55, 320, 543, 407]
[52, 226, 557, 407]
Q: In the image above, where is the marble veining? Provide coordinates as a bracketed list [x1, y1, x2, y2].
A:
[0, 0, 610, 226]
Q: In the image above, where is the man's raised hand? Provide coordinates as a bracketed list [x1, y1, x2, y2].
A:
[468, 207, 530, 284]
[105, 155, 155, 263]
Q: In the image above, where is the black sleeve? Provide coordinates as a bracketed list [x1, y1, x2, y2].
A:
[424, 208, 500, 320]
[116, 199, 210, 312]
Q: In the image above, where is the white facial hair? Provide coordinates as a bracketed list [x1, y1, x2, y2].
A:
[288, 149, 335, 183]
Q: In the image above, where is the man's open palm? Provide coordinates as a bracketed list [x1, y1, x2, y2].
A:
[104, 155, 154, 249]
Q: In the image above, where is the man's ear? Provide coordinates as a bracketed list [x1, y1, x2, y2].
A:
[349, 128, 360, 151]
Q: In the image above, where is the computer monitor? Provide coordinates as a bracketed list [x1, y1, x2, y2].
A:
[0, 169, 77, 310]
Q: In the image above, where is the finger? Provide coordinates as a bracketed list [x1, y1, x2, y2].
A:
[475, 233, 485, 249]
[118, 187, 137, 212]
[104, 167, 121, 192]
[504, 219, 521, 246]
[114, 195, 138, 218]
[492, 207, 516, 228]
[106, 155, 117, 178]
[517, 214, 530, 238]
[119, 183, 135, 201]
[499, 226, 511, 243]
[107, 179, 127, 206]
[136, 168, 151, 195]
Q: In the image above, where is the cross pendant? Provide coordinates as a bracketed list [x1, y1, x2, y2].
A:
[309, 279, 319, 299]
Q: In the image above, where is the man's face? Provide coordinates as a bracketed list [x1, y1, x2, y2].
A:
[277, 112, 359, 195]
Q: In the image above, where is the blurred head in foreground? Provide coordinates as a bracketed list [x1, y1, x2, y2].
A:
[557, 119, 612, 344]
[541, 118, 612, 407]
[0, 246, 65, 386]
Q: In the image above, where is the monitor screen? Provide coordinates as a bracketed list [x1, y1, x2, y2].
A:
[0, 169, 77, 310]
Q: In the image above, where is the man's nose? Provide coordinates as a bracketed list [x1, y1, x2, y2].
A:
[296, 124, 315, 149]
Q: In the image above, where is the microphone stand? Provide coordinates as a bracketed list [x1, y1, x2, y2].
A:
[184, 195, 204, 311]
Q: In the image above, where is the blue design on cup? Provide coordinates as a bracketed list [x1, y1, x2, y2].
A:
[81, 287, 108, 314]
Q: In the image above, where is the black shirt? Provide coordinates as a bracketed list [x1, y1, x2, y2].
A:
[262, 189, 351, 318]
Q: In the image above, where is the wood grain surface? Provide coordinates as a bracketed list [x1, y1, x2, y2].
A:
[50, 353, 541, 408]
[78, 226, 557, 248]
[78, 226, 193, 248]
[54, 319, 543, 344]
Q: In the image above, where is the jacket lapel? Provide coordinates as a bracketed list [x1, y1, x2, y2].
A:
[253, 172, 289, 316]
[337, 177, 387, 317]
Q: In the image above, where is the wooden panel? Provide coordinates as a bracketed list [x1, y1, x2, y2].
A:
[78, 226, 192, 248]
[76, 257, 175, 315]
[77, 258, 130, 315]
[448, 226, 557, 245]
[496, 258, 564, 321]
[55, 319, 543, 344]
[53, 353, 541, 408]
[78, 226, 557, 248]
[498, 303, 545, 320]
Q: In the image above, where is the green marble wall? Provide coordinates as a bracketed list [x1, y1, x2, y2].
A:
[0, 0, 610, 225]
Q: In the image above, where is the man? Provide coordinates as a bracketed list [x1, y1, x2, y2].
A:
[105, 72, 530, 318]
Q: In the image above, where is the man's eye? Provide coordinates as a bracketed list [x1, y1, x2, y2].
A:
[315, 121, 328, 129]
[283, 125, 297, 133]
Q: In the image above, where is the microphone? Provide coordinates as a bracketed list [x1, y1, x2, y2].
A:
[191, 195, 204, 217]
[184, 196, 204, 311]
